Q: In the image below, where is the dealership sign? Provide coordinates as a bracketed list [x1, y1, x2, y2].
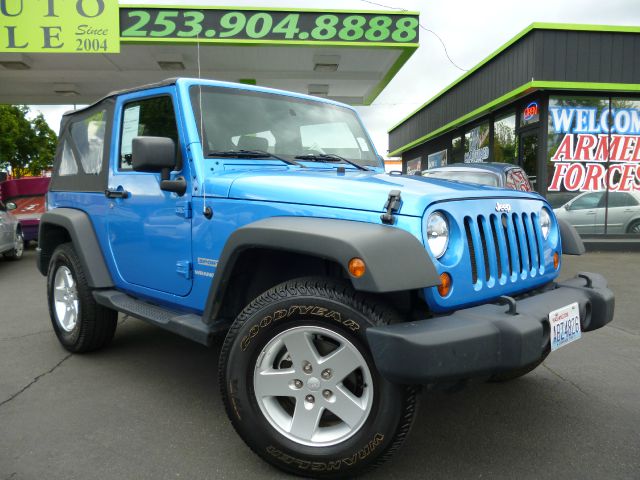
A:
[0, 0, 120, 52]
[120, 8, 419, 44]
[548, 106, 640, 192]
[1, 4, 418, 53]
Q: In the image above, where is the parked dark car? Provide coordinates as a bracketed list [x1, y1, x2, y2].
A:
[422, 162, 534, 192]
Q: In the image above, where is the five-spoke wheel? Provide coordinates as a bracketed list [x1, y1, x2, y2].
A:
[254, 326, 373, 446]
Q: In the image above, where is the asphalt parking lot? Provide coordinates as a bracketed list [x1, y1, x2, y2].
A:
[1, 249, 639, 479]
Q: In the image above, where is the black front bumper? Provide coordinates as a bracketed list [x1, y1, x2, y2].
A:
[366, 272, 614, 384]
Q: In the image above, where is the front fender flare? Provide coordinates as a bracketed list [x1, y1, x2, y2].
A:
[203, 217, 439, 323]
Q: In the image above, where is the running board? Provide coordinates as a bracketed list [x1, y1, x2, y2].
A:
[93, 290, 214, 346]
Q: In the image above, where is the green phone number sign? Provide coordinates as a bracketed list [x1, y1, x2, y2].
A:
[120, 8, 419, 45]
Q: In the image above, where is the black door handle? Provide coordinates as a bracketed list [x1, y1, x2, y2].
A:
[105, 188, 129, 199]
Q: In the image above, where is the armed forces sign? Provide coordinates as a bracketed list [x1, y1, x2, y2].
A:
[548, 102, 640, 193]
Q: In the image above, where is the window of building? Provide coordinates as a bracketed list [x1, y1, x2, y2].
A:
[406, 157, 422, 174]
[464, 123, 489, 163]
[493, 113, 517, 164]
[427, 149, 447, 169]
[451, 136, 463, 163]
[120, 96, 179, 170]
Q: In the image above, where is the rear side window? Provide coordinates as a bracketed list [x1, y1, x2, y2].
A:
[606, 192, 638, 208]
[50, 99, 114, 192]
[70, 110, 107, 174]
[58, 140, 79, 176]
[119, 96, 180, 170]
[505, 168, 533, 191]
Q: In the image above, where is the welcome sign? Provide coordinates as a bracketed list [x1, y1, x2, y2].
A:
[0, 0, 120, 53]
[548, 104, 640, 192]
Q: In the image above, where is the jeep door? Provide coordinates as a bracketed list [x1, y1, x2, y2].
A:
[106, 89, 193, 296]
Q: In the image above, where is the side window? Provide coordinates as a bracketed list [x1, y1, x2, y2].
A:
[571, 192, 603, 210]
[120, 96, 179, 170]
[607, 192, 639, 208]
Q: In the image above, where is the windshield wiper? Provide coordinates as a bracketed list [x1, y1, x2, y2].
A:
[207, 149, 304, 167]
[294, 153, 371, 171]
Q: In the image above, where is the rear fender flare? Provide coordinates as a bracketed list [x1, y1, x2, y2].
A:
[37, 208, 113, 288]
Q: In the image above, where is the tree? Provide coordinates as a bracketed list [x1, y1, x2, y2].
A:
[0, 105, 57, 178]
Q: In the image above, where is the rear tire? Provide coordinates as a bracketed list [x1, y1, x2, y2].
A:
[47, 243, 117, 353]
[219, 277, 418, 478]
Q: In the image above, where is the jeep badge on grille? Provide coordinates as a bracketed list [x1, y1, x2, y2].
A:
[495, 202, 512, 212]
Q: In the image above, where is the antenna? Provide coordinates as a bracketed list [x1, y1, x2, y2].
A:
[197, 34, 212, 219]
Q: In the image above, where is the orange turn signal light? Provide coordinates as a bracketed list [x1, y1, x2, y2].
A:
[437, 272, 452, 297]
[553, 252, 560, 270]
[348, 258, 366, 278]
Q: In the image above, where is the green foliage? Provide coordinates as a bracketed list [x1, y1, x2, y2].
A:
[0, 105, 58, 178]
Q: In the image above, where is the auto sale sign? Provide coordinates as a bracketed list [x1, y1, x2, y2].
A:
[0, 0, 119, 53]
[548, 105, 640, 192]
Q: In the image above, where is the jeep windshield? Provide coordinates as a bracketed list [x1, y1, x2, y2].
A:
[190, 86, 380, 168]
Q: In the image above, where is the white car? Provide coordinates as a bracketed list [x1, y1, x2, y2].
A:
[553, 191, 640, 234]
[0, 200, 24, 260]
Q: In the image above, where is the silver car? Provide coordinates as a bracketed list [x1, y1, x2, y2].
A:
[553, 191, 640, 234]
[0, 200, 24, 260]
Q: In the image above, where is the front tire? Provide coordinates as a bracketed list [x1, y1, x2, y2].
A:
[47, 243, 117, 353]
[626, 219, 640, 234]
[3, 229, 24, 260]
[219, 278, 418, 478]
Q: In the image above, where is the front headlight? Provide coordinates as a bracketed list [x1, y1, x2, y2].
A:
[540, 207, 551, 240]
[426, 212, 449, 258]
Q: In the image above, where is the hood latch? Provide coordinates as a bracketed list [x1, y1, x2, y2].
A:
[381, 190, 402, 225]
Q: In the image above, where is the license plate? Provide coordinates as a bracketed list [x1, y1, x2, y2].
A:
[549, 302, 581, 351]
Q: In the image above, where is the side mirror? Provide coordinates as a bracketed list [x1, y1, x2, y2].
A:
[6, 202, 17, 211]
[132, 136, 176, 173]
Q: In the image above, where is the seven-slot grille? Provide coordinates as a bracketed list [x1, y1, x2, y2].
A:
[463, 211, 545, 286]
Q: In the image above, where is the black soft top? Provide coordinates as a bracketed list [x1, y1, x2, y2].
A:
[62, 78, 178, 118]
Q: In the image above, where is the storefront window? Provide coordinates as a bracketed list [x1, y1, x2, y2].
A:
[427, 149, 447, 169]
[464, 123, 489, 163]
[406, 157, 422, 174]
[547, 95, 609, 232]
[547, 95, 640, 235]
[451, 136, 463, 163]
[493, 113, 517, 164]
[605, 97, 640, 234]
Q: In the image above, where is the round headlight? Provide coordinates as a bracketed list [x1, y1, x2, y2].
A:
[540, 207, 551, 240]
[426, 212, 449, 258]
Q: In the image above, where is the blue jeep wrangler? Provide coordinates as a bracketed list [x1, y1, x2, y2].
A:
[38, 78, 614, 478]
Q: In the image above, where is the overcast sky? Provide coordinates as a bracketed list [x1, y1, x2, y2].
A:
[30, 0, 640, 156]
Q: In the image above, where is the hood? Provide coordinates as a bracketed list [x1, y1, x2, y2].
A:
[203, 168, 541, 217]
